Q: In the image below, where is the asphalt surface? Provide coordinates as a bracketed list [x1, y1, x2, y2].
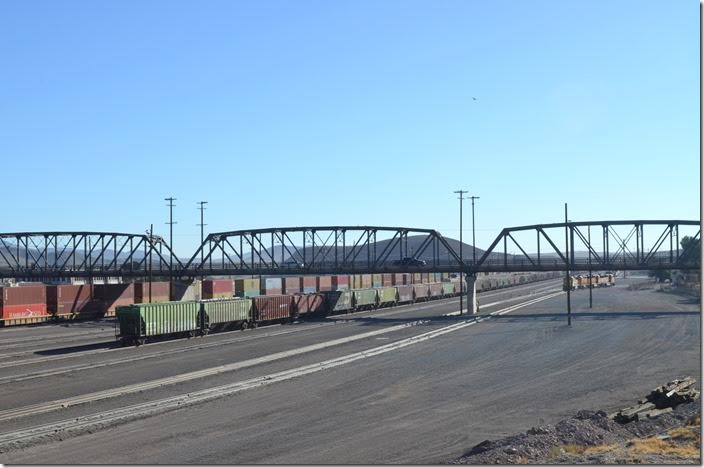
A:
[0, 277, 699, 464]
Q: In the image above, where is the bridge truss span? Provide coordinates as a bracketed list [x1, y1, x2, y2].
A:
[473, 220, 701, 273]
[184, 226, 463, 275]
[0, 232, 183, 279]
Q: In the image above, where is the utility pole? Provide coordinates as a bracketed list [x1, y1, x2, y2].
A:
[197, 201, 208, 265]
[165, 197, 177, 300]
[454, 190, 468, 315]
[588, 224, 593, 308]
[469, 195, 480, 264]
[564, 203, 571, 326]
[148, 224, 153, 303]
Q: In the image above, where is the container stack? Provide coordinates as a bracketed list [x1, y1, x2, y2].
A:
[94, 283, 135, 316]
[234, 278, 260, 298]
[331, 275, 349, 291]
[283, 277, 302, 294]
[302, 277, 316, 293]
[202, 279, 234, 300]
[0, 284, 50, 325]
[316, 276, 332, 292]
[134, 281, 170, 303]
[260, 278, 283, 295]
[47, 284, 101, 319]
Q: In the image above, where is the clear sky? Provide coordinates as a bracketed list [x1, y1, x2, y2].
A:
[0, 0, 699, 256]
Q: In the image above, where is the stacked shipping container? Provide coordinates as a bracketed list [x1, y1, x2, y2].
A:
[0, 284, 49, 325]
[202, 279, 234, 300]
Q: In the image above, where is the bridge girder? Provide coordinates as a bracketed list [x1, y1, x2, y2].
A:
[0, 221, 698, 280]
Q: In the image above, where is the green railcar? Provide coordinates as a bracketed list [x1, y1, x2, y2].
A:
[201, 298, 253, 331]
[353, 288, 377, 310]
[376, 287, 397, 306]
[325, 290, 354, 313]
[441, 282, 455, 296]
[116, 301, 201, 345]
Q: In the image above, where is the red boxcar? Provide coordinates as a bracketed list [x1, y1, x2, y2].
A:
[254, 295, 293, 322]
[361, 274, 373, 288]
[392, 273, 406, 286]
[293, 293, 326, 316]
[1, 284, 49, 325]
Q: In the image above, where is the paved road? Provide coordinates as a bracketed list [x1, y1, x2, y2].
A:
[0, 278, 699, 464]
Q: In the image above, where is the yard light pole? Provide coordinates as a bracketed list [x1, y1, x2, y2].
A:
[197, 201, 208, 279]
[165, 197, 177, 300]
[454, 190, 467, 315]
[469, 195, 480, 264]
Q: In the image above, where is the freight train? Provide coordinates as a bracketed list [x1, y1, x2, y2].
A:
[115, 284, 458, 345]
[0, 271, 561, 327]
[562, 273, 615, 291]
[116, 272, 562, 345]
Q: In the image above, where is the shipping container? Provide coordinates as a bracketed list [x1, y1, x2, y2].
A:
[413, 284, 430, 301]
[254, 295, 293, 323]
[293, 293, 326, 316]
[170, 280, 200, 302]
[0, 284, 50, 325]
[353, 289, 377, 310]
[361, 274, 373, 288]
[317, 276, 333, 292]
[202, 298, 252, 330]
[377, 287, 397, 306]
[260, 277, 283, 296]
[134, 281, 170, 303]
[381, 274, 393, 287]
[283, 277, 302, 294]
[302, 276, 317, 293]
[47, 284, 102, 319]
[331, 275, 349, 291]
[94, 283, 135, 316]
[324, 290, 354, 313]
[202, 279, 233, 299]
[234, 278, 260, 298]
[396, 285, 414, 303]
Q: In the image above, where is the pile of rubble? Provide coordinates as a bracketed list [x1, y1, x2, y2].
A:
[612, 377, 699, 424]
[451, 377, 700, 464]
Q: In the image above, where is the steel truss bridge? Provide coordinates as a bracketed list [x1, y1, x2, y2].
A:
[0, 221, 699, 280]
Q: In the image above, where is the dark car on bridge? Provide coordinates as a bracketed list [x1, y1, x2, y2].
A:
[392, 257, 427, 267]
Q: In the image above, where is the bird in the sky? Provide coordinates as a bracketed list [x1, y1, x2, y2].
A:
[472, 97, 477, 101]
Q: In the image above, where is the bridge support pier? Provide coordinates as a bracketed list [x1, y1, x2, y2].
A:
[466, 274, 478, 315]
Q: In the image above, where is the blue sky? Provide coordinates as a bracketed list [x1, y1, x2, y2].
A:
[0, 0, 699, 255]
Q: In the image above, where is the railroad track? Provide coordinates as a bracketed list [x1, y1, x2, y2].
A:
[0, 289, 564, 453]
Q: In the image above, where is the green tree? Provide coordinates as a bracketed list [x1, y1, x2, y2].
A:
[648, 269, 671, 282]
[679, 235, 701, 264]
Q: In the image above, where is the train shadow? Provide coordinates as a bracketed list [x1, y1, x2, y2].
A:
[34, 340, 121, 356]
[488, 311, 700, 323]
